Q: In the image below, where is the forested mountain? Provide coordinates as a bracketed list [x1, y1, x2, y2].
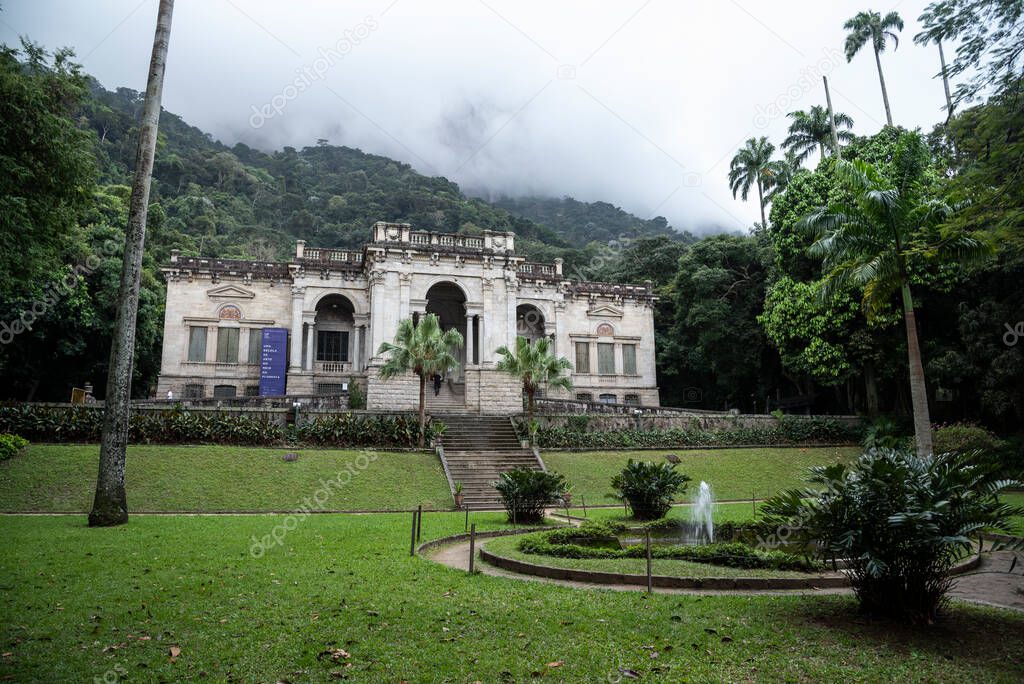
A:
[82, 80, 685, 269]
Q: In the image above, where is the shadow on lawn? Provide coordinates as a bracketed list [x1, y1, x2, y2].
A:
[783, 599, 1024, 676]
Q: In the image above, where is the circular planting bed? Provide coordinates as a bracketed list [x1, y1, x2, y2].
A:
[478, 522, 851, 590]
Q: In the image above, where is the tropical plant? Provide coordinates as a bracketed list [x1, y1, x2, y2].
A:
[347, 377, 366, 410]
[932, 423, 1007, 455]
[493, 468, 567, 524]
[799, 131, 992, 456]
[783, 106, 855, 164]
[862, 415, 912, 450]
[610, 460, 691, 520]
[377, 313, 463, 447]
[760, 448, 1023, 623]
[495, 336, 572, 422]
[728, 137, 789, 228]
[843, 10, 904, 126]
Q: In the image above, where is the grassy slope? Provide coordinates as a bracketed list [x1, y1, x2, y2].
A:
[544, 446, 860, 504]
[2, 514, 1022, 683]
[0, 444, 451, 512]
[1003, 491, 1024, 535]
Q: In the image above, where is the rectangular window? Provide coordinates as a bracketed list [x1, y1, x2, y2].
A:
[575, 393, 593, 402]
[622, 344, 637, 375]
[216, 327, 239, 363]
[183, 384, 204, 399]
[598, 343, 615, 375]
[599, 393, 617, 404]
[244, 385, 260, 397]
[574, 342, 590, 373]
[247, 328, 262, 364]
[187, 326, 207, 362]
[213, 384, 236, 398]
[624, 394, 641, 406]
[317, 330, 349, 362]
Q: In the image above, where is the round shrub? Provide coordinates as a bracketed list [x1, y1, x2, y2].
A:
[493, 468, 567, 524]
[611, 459, 691, 521]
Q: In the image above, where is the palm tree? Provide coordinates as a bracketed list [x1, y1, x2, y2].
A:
[843, 10, 904, 126]
[799, 132, 991, 457]
[728, 137, 789, 228]
[377, 314, 463, 447]
[783, 106, 855, 164]
[495, 336, 573, 423]
[90, 0, 175, 528]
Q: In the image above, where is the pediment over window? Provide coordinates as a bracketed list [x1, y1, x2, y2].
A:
[206, 285, 255, 299]
[587, 303, 623, 318]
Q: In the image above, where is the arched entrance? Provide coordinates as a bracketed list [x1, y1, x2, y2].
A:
[313, 294, 355, 373]
[516, 304, 546, 342]
[425, 282, 467, 380]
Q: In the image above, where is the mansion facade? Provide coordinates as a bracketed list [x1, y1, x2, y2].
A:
[156, 222, 660, 414]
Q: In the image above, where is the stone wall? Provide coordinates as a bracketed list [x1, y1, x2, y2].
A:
[365, 365, 422, 412]
[463, 368, 524, 415]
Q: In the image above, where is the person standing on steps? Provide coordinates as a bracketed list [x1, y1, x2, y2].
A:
[432, 372, 442, 397]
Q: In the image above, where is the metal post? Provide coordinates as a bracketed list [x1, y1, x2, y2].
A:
[464, 505, 469, 533]
[581, 495, 587, 518]
[645, 529, 653, 594]
[823, 75, 842, 159]
[409, 508, 418, 556]
[468, 523, 476, 574]
[416, 504, 423, 542]
[752, 490, 756, 518]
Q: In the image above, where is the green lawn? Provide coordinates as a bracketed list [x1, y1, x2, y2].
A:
[2, 514, 1023, 683]
[1003, 491, 1024, 535]
[0, 444, 451, 512]
[544, 446, 859, 504]
[481, 532, 820, 579]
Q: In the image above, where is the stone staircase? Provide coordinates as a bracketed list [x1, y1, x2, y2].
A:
[426, 380, 466, 413]
[436, 414, 544, 509]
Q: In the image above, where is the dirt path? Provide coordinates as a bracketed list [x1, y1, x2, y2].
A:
[427, 537, 1024, 610]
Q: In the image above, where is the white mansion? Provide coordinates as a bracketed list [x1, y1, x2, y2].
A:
[156, 222, 660, 413]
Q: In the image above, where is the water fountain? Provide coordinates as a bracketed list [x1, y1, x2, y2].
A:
[690, 481, 715, 544]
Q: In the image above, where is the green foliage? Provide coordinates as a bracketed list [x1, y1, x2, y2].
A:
[862, 415, 913, 450]
[495, 336, 572, 418]
[932, 423, 1007, 455]
[493, 467, 567, 524]
[761, 448, 1023, 622]
[728, 137, 788, 226]
[783, 106, 854, 165]
[347, 378, 366, 410]
[537, 417, 862, 450]
[517, 522, 821, 571]
[610, 460, 691, 520]
[0, 433, 28, 460]
[0, 404, 436, 448]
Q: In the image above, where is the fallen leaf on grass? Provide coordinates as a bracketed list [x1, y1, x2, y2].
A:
[317, 648, 351, 662]
[546, 661, 563, 668]
[169, 646, 181, 662]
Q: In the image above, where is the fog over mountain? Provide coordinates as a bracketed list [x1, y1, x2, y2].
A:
[2, 0, 953, 233]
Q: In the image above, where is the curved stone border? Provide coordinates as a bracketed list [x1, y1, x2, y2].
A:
[416, 526, 553, 556]
[471, 533, 983, 592]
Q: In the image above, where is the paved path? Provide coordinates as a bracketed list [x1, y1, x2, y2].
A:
[427, 536, 1024, 611]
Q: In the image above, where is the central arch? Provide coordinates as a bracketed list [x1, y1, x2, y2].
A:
[425, 282, 467, 380]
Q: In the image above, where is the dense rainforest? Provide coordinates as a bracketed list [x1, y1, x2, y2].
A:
[0, 9, 1021, 437]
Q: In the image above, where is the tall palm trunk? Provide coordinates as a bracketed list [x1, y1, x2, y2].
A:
[526, 385, 536, 423]
[89, 0, 174, 527]
[756, 178, 767, 228]
[417, 372, 426, 448]
[900, 283, 932, 457]
[873, 46, 894, 126]
[937, 41, 953, 117]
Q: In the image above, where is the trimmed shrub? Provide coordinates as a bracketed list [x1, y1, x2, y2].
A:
[536, 416, 862, 450]
[516, 522, 820, 572]
[932, 423, 1006, 455]
[761, 448, 1024, 623]
[493, 468, 567, 524]
[0, 433, 28, 460]
[611, 459, 690, 520]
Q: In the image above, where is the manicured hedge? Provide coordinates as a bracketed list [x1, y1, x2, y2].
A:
[517, 522, 821, 572]
[0, 404, 440, 449]
[535, 416, 862, 449]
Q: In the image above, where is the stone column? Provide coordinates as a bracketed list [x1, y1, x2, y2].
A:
[289, 287, 304, 370]
[465, 313, 475, 366]
[305, 322, 315, 371]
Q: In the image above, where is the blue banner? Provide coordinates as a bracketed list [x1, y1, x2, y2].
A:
[259, 327, 289, 396]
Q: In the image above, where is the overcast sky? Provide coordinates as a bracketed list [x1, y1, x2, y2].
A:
[1, 0, 954, 233]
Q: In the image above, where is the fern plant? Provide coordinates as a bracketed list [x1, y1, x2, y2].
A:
[610, 460, 691, 521]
